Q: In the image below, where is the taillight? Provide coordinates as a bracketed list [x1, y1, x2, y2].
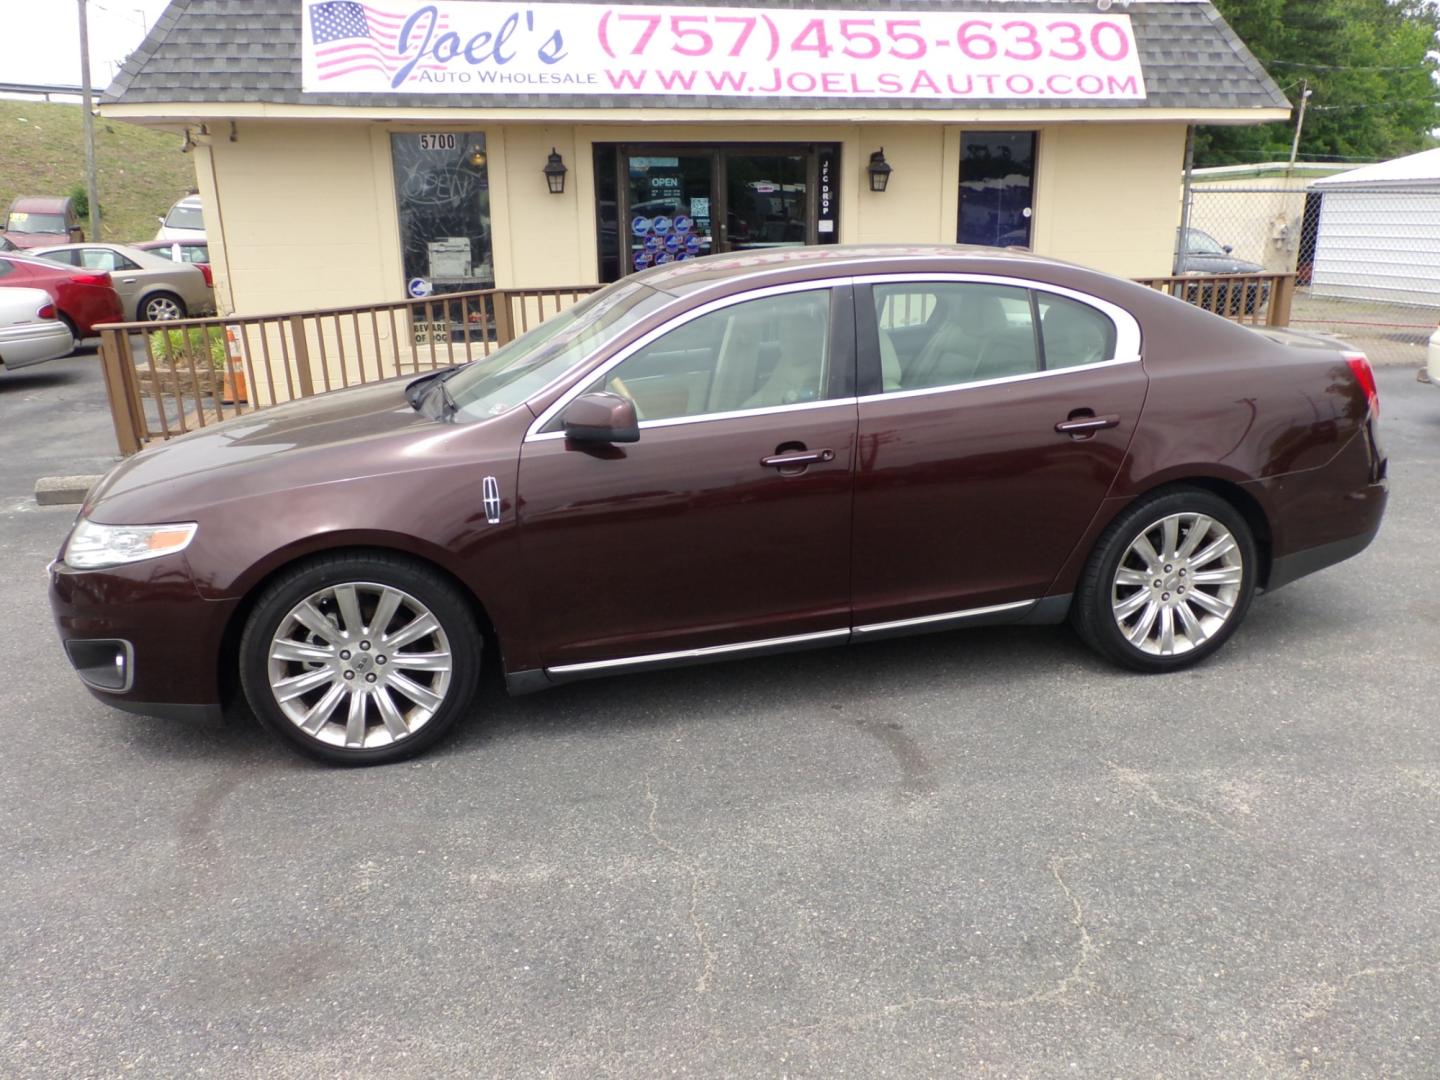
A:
[71, 272, 112, 287]
[198, 263, 213, 287]
[38, 303, 56, 320]
[1343, 351, 1379, 418]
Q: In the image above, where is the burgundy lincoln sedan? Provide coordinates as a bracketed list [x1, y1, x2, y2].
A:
[50, 246, 1387, 765]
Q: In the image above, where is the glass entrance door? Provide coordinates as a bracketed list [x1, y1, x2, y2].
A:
[606, 144, 838, 279]
[720, 151, 809, 253]
[624, 152, 716, 275]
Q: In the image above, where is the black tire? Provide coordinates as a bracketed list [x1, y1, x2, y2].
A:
[1071, 487, 1258, 673]
[239, 552, 481, 765]
[58, 314, 81, 354]
[141, 292, 186, 322]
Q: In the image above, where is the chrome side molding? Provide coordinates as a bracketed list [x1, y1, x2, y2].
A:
[543, 599, 1041, 681]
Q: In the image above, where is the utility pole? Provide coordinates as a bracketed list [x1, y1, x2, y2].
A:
[77, 0, 102, 241]
[1289, 79, 1312, 168]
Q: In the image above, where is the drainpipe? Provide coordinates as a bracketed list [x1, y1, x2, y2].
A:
[1175, 124, 1195, 274]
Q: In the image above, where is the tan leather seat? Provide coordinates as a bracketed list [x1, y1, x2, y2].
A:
[903, 293, 1010, 388]
[742, 315, 826, 408]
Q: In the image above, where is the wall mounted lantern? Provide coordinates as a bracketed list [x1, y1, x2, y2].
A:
[544, 148, 568, 194]
[468, 146, 487, 169]
[867, 149, 892, 193]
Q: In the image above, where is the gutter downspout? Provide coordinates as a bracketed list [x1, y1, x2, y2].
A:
[1175, 124, 1195, 274]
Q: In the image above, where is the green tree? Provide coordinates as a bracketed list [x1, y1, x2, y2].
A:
[1196, 0, 1440, 166]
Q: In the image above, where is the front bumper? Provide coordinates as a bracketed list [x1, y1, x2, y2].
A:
[49, 554, 238, 720]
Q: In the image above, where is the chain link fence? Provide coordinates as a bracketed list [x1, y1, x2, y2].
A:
[1186, 181, 1438, 366]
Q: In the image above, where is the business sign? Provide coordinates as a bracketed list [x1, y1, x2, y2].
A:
[302, 2, 1146, 101]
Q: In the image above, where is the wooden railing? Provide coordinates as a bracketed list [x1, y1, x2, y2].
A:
[1135, 271, 1296, 327]
[96, 285, 598, 455]
[96, 271, 1298, 457]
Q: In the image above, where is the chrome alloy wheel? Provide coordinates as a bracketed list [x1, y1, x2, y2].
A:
[1110, 512, 1244, 657]
[144, 295, 182, 321]
[266, 582, 453, 749]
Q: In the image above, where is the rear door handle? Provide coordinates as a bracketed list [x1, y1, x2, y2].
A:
[1055, 414, 1120, 435]
[760, 449, 834, 468]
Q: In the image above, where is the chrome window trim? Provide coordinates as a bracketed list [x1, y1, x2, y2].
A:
[859, 270, 1143, 382]
[524, 277, 855, 443]
[855, 356, 1141, 405]
[853, 599, 1035, 636]
[546, 627, 851, 676]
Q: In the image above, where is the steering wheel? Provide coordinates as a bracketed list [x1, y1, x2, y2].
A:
[608, 374, 645, 420]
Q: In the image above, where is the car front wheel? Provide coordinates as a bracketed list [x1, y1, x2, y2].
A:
[1072, 488, 1258, 672]
[239, 553, 481, 764]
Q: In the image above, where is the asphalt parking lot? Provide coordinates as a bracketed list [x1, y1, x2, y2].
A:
[2, 353, 1438, 1078]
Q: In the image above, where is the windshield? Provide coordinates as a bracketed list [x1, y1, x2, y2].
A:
[448, 281, 674, 421]
[1184, 229, 1227, 256]
[165, 205, 204, 229]
[7, 212, 66, 234]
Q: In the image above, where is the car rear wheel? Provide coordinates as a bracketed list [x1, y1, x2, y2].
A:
[142, 292, 186, 321]
[1071, 488, 1257, 672]
[58, 314, 81, 354]
[239, 553, 481, 765]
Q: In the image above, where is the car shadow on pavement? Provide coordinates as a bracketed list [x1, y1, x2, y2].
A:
[0, 368, 90, 392]
[441, 622, 1107, 758]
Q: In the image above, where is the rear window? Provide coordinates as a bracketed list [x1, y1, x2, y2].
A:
[165, 205, 204, 230]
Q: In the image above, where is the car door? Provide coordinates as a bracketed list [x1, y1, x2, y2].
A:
[517, 282, 858, 673]
[73, 248, 142, 318]
[850, 274, 1148, 634]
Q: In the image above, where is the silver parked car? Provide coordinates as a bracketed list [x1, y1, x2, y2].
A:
[31, 242, 213, 322]
[0, 287, 73, 371]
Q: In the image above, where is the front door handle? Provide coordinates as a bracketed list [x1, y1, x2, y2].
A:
[760, 448, 834, 469]
[1055, 414, 1120, 436]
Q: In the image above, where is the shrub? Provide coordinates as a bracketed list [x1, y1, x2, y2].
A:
[148, 326, 225, 370]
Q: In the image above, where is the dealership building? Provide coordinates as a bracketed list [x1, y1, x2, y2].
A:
[103, 0, 1289, 317]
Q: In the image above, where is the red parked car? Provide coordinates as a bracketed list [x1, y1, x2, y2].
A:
[0, 253, 123, 349]
[50, 246, 1387, 765]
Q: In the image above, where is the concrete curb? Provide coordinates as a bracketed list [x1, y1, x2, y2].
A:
[34, 476, 102, 507]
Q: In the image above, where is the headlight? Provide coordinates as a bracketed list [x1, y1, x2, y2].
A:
[64, 519, 197, 570]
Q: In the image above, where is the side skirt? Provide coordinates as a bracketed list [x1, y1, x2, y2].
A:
[505, 595, 1070, 694]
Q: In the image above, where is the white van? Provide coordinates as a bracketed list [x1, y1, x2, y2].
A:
[155, 194, 206, 241]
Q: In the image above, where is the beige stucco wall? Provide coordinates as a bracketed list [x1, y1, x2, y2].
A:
[1031, 122, 1188, 277]
[201, 122, 402, 314]
[198, 117, 1191, 313]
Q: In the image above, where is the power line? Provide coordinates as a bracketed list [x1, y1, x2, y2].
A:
[1261, 58, 1433, 72]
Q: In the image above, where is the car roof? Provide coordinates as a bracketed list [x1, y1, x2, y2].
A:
[634, 243, 1068, 296]
[7, 196, 69, 213]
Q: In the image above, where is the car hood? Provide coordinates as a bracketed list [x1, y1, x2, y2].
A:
[85, 379, 482, 524]
[2, 232, 69, 250]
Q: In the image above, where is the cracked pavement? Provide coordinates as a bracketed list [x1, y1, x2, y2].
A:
[2, 360, 1439, 1077]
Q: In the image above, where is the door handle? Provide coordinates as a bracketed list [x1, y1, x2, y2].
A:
[760, 449, 834, 469]
[1055, 414, 1120, 435]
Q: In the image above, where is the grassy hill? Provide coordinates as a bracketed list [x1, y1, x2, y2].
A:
[0, 99, 198, 244]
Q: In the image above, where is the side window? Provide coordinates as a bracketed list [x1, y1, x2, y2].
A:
[585, 289, 832, 422]
[42, 250, 80, 267]
[873, 281, 1038, 391]
[79, 249, 119, 272]
[1037, 294, 1117, 370]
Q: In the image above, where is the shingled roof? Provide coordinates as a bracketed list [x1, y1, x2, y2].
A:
[104, 0, 1291, 114]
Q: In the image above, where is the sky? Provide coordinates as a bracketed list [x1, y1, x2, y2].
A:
[0, 0, 175, 90]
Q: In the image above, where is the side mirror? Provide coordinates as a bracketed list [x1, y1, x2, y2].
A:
[1223, 244, 1234, 254]
[562, 391, 639, 444]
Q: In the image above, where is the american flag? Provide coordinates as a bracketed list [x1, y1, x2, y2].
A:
[309, 1, 448, 82]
